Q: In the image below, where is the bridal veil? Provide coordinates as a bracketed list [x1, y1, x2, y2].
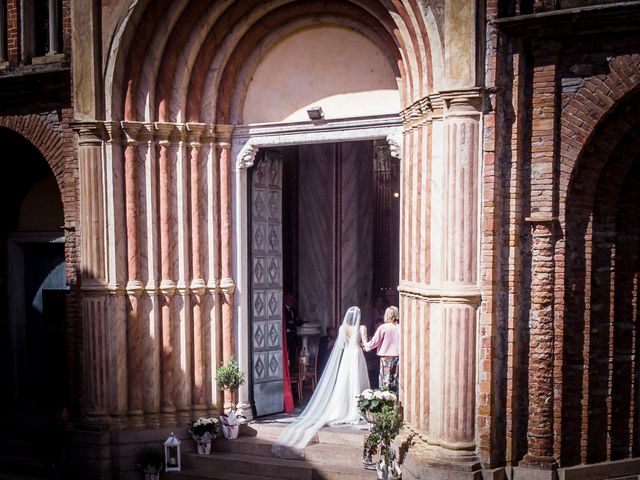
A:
[271, 306, 369, 458]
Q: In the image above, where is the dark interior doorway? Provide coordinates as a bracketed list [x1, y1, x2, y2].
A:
[0, 127, 67, 476]
[279, 139, 400, 334]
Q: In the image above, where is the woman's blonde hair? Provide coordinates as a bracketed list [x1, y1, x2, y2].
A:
[384, 306, 399, 324]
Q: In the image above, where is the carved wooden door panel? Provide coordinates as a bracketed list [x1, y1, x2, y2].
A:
[250, 150, 284, 416]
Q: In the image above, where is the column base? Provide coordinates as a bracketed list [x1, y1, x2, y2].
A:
[513, 455, 558, 480]
[237, 401, 254, 422]
[403, 443, 482, 480]
[512, 466, 558, 480]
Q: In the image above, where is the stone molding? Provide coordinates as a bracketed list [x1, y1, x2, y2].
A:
[399, 281, 482, 305]
[73, 120, 235, 145]
[401, 88, 484, 126]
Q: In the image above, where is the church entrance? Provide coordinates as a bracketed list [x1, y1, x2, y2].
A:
[248, 139, 400, 417]
[0, 127, 67, 475]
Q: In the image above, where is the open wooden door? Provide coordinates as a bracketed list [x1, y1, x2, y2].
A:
[250, 150, 284, 416]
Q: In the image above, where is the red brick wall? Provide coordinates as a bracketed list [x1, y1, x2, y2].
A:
[0, 110, 81, 410]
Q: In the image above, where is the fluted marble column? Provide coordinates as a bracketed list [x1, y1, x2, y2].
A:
[433, 89, 482, 466]
[76, 123, 110, 422]
[402, 90, 483, 478]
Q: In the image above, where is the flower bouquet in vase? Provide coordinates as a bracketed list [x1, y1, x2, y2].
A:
[188, 417, 220, 455]
[356, 388, 398, 427]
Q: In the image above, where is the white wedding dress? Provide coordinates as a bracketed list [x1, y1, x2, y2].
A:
[271, 306, 370, 458]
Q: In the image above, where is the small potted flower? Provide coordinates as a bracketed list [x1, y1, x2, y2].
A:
[216, 357, 246, 439]
[188, 417, 220, 455]
[135, 445, 164, 480]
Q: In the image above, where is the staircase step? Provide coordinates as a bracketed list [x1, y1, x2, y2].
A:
[183, 452, 312, 479]
[243, 422, 367, 447]
[216, 436, 364, 465]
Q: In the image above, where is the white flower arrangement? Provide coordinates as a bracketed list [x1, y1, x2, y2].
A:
[356, 388, 398, 418]
[189, 416, 220, 441]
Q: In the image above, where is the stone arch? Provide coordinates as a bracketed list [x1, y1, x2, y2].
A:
[104, 0, 444, 123]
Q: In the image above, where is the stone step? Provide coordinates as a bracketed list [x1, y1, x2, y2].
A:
[167, 451, 382, 480]
[215, 435, 364, 465]
[183, 452, 313, 479]
[243, 422, 367, 447]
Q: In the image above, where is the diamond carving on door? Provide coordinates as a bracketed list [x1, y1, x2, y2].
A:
[250, 150, 284, 416]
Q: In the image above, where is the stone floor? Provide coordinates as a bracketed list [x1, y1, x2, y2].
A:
[164, 411, 414, 480]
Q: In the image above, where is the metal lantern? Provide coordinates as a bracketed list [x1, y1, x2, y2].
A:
[164, 432, 181, 472]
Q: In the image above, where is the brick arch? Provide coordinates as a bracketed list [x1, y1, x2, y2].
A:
[0, 114, 67, 205]
[561, 54, 640, 208]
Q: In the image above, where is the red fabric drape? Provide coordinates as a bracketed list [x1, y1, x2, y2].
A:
[282, 310, 294, 413]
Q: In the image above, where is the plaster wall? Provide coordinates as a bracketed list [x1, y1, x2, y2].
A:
[243, 26, 401, 124]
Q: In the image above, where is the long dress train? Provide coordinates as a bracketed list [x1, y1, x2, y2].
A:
[271, 306, 370, 458]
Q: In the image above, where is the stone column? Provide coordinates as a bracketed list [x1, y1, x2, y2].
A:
[515, 42, 560, 477]
[75, 123, 111, 422]
[519, 219, 557, 472]
[188, 124, 208, 418]
[156, 123, 177, 426]
[403, 90, 483, 479]
[218, 141, 236, 411]
[122, 122, 145, 428]
[434, 89, 482, 469]
[235, 142, 258, 420]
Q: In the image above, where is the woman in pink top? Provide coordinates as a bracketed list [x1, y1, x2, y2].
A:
[365, 306, 400, 392]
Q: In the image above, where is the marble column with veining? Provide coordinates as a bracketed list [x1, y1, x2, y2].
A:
[156, 123, 178, 426]
[188, 124, 208, 418]
[122, 122, 145, 428]
[218, 142, 236, 411]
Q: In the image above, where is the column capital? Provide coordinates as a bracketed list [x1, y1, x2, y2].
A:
[121, 121, 143, 145]
[186, 122, 207, 146]
[237, 142, 258, 170]
[71, 120, 104, 146]
[441, 88, 484, 115]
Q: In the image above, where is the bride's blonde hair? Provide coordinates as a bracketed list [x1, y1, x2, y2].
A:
[384, 306, 399, 324]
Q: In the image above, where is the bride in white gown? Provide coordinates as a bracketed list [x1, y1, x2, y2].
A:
[271, 306, 370, 458]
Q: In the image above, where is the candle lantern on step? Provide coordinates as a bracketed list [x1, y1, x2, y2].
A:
[164, 432, 182, 472]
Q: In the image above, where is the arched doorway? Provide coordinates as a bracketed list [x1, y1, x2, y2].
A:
[0, 127, 67, 475]
[562, 88, 640, 466]
[233, 24, 403, 416]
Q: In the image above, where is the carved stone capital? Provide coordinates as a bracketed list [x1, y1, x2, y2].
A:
[126, 280, 145, 297]
[186, 122, 207, 146]
[219, 277, 236, 294]
[159, 279, 177, 297]
[441, 88, 484, 115]
[72, 121, 104, 146]
[237, 143, 258, 170]
[190, 278, 207, 297]
[121, 121, 143, 145]
[386, 133, 403, 160]
[154, 122, 178, 145]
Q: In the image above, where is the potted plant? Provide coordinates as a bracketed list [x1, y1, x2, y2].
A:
[216, 357, 246, 439]
[356, 388, 398, 425]
[135, 445, 164, 480]
[369, 405, 403, 480]
[188, 417, 220, 455]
